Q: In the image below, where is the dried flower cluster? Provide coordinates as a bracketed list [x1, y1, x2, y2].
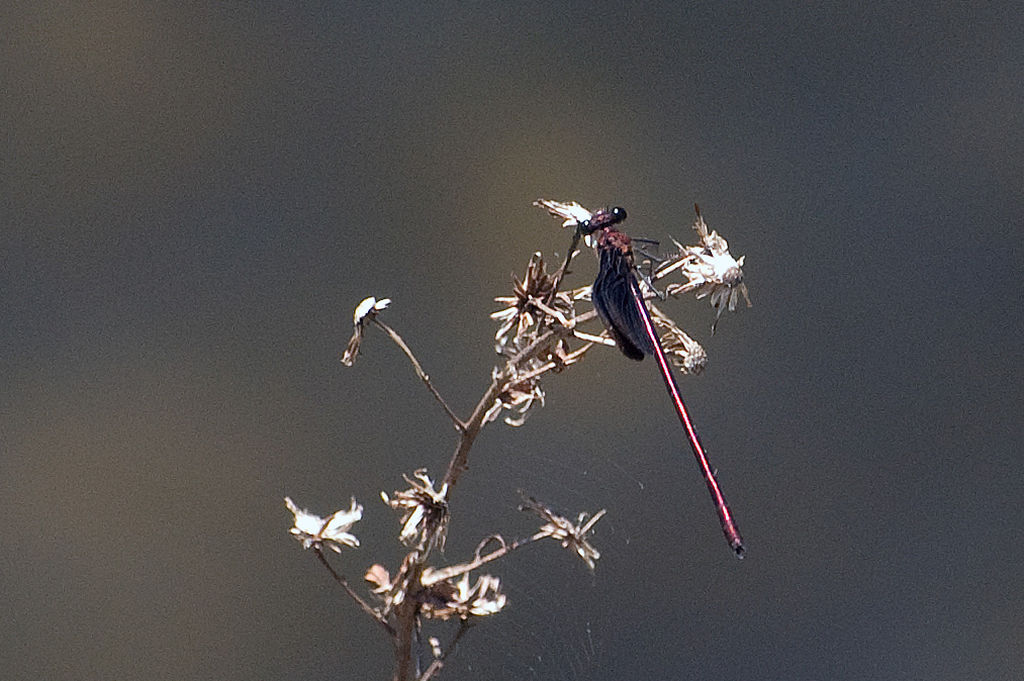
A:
[491, 251, 575, 352]
[418, 572, 507, 620]
[381, 469, 450, 552]
[341, 296, 391, 366]
[647, 305, 709, 374]
[287, 198, 750, 681]
[285, 496, 362, 552]
[660, 206, 752, 332]
[520, 496, 606, 571]
[286, 470, 605, 680]
[483, 200, 751, 424]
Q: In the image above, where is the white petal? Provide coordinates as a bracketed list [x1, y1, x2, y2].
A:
[533, 199, 593, 227]
[285, 497, 327, 536]
[353, 296, 391, 324]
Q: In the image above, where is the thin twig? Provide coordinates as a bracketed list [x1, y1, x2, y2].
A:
[313, 548, 396, 638]
[528, 296, 573, 327]
[420, 533, 546, 586]
[371, 318, 466, 433]
[505, 324, 561, 366]
[572, 330, 616, 347]
[544, 229, 583, 307]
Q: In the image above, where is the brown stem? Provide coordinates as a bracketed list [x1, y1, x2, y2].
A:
[313, 548, 396, 638]
[392, 559, 425, 681]
[545, 229, 583, 306]
[440, 373, 501, 491]
[372, 318, 466, 433]
[420, 532, 546, 586]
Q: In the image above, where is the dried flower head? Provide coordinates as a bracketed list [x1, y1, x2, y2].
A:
[532, 198, 593, 229]
[341, 296, 391, 366]
[381, 469, 450, 551]
[419, 571, 508, 621]
[662, 207, 751, 332]
[364, 563, 393, 595]
[520, 496, 606, 571]
[284, 496, 362, 552]
[648, 305, 708, 374]
[491, 252, 574, 352]
[363, 552, 421, 617]
[534, 198, 617, 246]
[484, 363, 546, 427]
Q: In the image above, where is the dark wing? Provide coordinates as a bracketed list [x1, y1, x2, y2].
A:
[592, 247, 655, 361]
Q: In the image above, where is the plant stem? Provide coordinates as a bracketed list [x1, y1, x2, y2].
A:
[372, 318, 466, 433]
[313, 548, 396, 638]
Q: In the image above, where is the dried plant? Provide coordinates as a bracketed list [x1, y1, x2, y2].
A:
[285, 200, 751, 680]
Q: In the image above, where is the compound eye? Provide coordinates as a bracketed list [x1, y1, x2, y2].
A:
[611, 207, 627, 221]
[579, 218, 592, 232]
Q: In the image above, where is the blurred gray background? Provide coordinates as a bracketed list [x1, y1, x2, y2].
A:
[3, 2, 1021, 680]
